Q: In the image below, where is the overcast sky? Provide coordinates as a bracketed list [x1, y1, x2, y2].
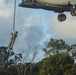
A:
[1, 0, 76, 61]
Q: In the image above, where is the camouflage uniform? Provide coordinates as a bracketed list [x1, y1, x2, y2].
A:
[8, 31, 18, 51]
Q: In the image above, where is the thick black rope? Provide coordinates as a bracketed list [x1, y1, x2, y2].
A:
[13, 0, 16, 31]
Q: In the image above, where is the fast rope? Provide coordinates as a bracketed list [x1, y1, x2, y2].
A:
[13, 0, 16, 31]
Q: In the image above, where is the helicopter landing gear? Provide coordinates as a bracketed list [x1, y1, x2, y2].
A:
[58, 13, 66, 22]
[70, 5, 76, 16]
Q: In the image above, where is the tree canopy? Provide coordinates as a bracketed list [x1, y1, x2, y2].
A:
[0, 38, 76, 75]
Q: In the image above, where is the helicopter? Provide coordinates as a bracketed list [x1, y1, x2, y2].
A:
[19, 0, 76, 22]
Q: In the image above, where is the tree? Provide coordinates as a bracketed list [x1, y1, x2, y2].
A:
[43, 38, 76, 60]
[0, 46, 7, 69]
[4, 66, 18, 75]
[0, 43, 38, 75]
[39, 53, 74, 75]
[22, 43, 38, 75]
[43, 38, 67, 56]
[0, 46, 12, 69]
[13, 43, 38, 75]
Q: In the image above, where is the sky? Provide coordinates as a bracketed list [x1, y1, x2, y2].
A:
[1, 0, 76, 62]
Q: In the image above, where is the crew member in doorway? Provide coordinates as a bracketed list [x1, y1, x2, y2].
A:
[8, 31, 18, 51]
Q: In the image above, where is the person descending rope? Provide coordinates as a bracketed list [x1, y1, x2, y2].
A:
[8, 31, 18, 51]
[7, 0, 18, 51]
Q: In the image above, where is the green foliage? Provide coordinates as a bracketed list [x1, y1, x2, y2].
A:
[43, 38, 76, 60]
[0, 71, 10, 75]
[4, 66, 18, 75]
[48, 38, 68, 51]
[64, 64, 76, 75]
[39, 53, 74, 75]
[1, 38, 76, 75]
[14, 64, 22, 75]
[0, 53, 76, 75]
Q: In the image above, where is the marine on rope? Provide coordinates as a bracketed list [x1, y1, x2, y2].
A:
[8, 31, 18, 51]
[8, 0, 18, 51]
